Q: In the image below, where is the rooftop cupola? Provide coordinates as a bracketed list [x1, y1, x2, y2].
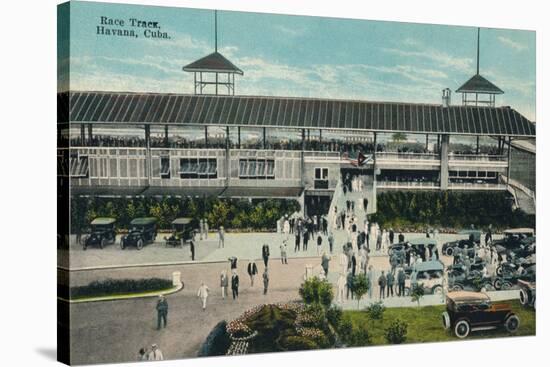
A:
[456, 28, 503, 107]
[182, 10, 243, 95]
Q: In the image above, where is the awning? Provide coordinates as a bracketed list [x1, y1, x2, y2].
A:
[220, 186, 303, 198]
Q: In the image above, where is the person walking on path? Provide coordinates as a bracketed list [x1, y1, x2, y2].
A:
[189, 240, 195, 261]
[397, 268, 406, 297]
[339, 249, 349, 274]
[228, 256, 238, 270]
[156, 295, 168, 330]
[231, 270, 239, 300]
[303, 229, 310, 251]
[328, 232, 334, 254]
[367, 265, 374, 299]
[262, 268, 269, 295]
[294, 230, 301, 252]
[199, 219, 204, 240]
[350, 252, 357, 277]
[321, 252, 331, 276]
[148, 344, 164, 361]
[197, 282, 209, 310]
[386, 271, 395, 297]
[262, 243, 270, 268]
[220, 270, 228, 299]
[346, 271, 355, 300]
[389, 228, 395, 245]
[283, 217, 290, 237]
[280, 240, 288, 264]
[138, 347, 148, 361]
[247, 260, 258, 287]
[316, 234, 323, 256]
[378, 271, 387, 300]
[337, 274, 347, 304]
[218, 226, 225, 248]
[398, 232, 405, 243]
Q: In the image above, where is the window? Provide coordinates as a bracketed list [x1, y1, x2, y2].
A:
[179, 158, 217, 179]
[69, 154, 89, 178]
[314, 167, 329, 189]
[160, 157, 170, 179]
[239, 159, 275, 179]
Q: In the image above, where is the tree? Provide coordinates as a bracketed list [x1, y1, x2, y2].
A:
[350, 274, 370, 309]
[410, 283, 425, 307]
[384, 319, 408, 344]
[392, 132, 407, 142]
[299, 277, 334, 308]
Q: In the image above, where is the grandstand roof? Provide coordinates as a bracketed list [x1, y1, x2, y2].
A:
[60, 91, 535, 137]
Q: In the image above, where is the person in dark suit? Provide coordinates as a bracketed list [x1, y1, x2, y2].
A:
[351, 253, 357, 276]
[228, 256, 238, 270]
[247, 260, 258, 286]
[262, 244, 270, 268]
[189, 240, 195, 261]
[398, 233, 405, 243]
[156, 295, 168, 330]
[294, 230, 301, 252]
[303, 229, 310, 251]
[231, 271, 239, 300]
[389, 229, 395, 245]
[363, 197, 368, 213]
[378, 271, 387, 299]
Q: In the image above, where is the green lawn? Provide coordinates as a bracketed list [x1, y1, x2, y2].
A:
[345, 300, 535, 345]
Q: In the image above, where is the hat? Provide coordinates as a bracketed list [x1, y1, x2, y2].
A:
[151, 344, 158, 349]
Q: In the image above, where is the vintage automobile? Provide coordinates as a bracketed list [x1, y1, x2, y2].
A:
[518, 280, 536, 309]
[442, 291, 520, 338]
[120, 217, 157, 250]
[447, 272, 495, 292]
[164, 217, 195, 248]
[493, 268, 536, 291]
[402, 260, 445, 296]
[491, 228, 535, 255]
[81, 217, 116, 250]
[441, 229, 481, 257]
[388, 238, 438, 265]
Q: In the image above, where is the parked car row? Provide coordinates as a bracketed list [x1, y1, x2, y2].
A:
[80, 217, 195, 250]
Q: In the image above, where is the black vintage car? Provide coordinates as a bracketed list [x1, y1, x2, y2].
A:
[447, 272, 495, 292]
[491, 228, 535, 255]
[121, 217, 157, 250]
[388, 238, 438, 265]
[441, 230, 481, 257]
[442, 291, 520, 338]
[164, 217, 195, 248]
[81, 217, 116, 250]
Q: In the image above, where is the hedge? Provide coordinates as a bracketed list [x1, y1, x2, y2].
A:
[370, 191, 534, 231]
[71, 196, 300, 234]
[65, 278, 173, 300]
[197, 321, 231, 357]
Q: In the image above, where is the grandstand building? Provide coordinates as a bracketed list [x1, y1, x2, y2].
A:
[58, 27, 536, 217]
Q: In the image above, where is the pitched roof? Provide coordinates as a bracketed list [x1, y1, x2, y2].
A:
[456, 74, 504, 94]
[182, 52, 243, 75]
[64, 91, 536, 137]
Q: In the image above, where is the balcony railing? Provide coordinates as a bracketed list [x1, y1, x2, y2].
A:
[377, 181, 439, 189]
[448, 182, 507, 190]
[376, 152, 440, 160]
[449, 154, 507, 162]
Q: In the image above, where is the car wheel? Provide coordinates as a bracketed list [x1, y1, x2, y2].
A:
[519, 288, 529, 306]
[137, 239, 144, 250]
[451, 284, 463, 292]
[441, 312, 451, 329]
[120, 240, 125, 250]
[446, 247, 454, 256]
[432, 285, 443, 295]
[100, 238, 106, 249]
[493, 279, 502, 290]
[501, 281, 513, 290]
[505, 314, 520, 333]
[454, 320, 470, 339]
[496, 266, 503, 276]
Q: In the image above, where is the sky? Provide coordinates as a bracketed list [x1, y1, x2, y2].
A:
[59, 1, 536, 121]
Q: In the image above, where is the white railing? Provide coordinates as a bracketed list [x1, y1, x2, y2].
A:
[377, 181, 439, 189]
[376, 152, 440, 160]
[448, 182, 507, 190]
[449, 154, 507, 162]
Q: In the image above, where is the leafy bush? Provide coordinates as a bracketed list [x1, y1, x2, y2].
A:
[349, 325, 371, 347]
[198, 321, 231, 357]
[69, 278, 173, 299]
[337, 316, 354, 344]
[364, 301, 386, 322]
[371, 191, 534, 231]
[384, 319, 408, 344]
[326, 305, 343, 328]
[410, 284, 425, 307]
[70, 196, 301, 233]
[278, 335, 319, 351]
[299, 277, 334, 308]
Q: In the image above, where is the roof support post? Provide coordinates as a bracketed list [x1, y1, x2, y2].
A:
[145, 125, 152, 185]
[301, 128, 305, 188]
[87, 124, 93, 145]
[506, 136, 512, 188]
[204, 126, 208, 148]
[263, 127, 266, 149]
[164, 125, 169, 148]
[425, 134, 429, 151]
[372, 132, 378, 213]
[476, 136, 480, 155]
[80, 124, 86, 146]
[237, 126, 241, 149]
[226, 126, 230, 188]
[440, 134, 449, 190]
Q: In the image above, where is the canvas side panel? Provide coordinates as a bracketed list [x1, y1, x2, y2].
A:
[57, 1, 71, 365]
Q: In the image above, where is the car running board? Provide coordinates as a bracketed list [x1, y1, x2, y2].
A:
[471, 326, 497, 332]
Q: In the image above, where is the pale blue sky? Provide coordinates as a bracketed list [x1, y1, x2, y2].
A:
[60, 1, 536, 120]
